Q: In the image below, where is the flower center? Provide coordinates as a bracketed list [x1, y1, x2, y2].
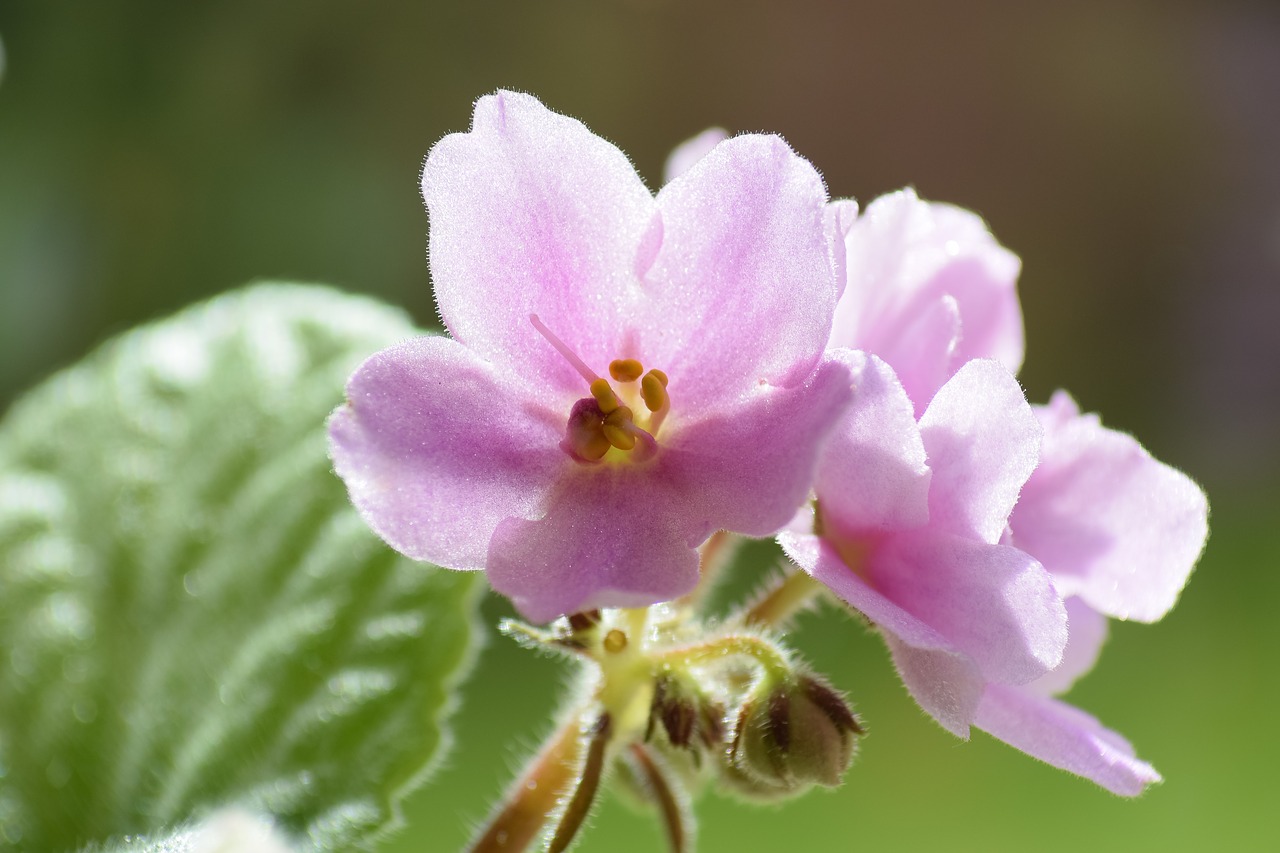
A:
[531, 314, 671, 464]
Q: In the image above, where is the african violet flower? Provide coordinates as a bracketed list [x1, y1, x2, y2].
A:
[329, 92, 852, 622]
[975, 391, 1208, 795]
[779, 353, 1068, 735]
[828, 188, 1024, 414]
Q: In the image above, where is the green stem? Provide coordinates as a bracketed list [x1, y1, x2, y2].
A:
[657, 633, 792, 682]
[738, 568, 825, 630]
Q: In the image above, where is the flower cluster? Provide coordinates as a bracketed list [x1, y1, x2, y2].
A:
[329, 92, 1208, 803]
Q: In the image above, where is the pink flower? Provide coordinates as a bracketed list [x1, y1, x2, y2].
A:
[828, 189, 1024, 414]
[975, 391, 1209, 795]
[328, 92, 852, 623]
[780, 354, 1068, 735]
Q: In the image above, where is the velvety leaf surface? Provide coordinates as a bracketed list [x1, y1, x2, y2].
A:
[0, 284, 480, 851]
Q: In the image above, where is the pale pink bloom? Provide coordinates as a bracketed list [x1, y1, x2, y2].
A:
[974, 391, 1209, 795]
[663, 127, 728, 184]
[329, 92, 851, 622]
[828, 189, 1024, 413]
[780, 354, 1067, 736]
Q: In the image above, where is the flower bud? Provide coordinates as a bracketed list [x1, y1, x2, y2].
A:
[647, 673, 726, 752]
[722, 674, 863, 800]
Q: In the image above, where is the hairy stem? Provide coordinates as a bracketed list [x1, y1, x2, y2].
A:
[547, 712, 613, 853]
[738, 567, 825, 630]
[626, 744, 690, 853]
[467, 709, 585, 853]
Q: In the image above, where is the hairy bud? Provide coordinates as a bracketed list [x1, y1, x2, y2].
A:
[723, 674, 863, 800]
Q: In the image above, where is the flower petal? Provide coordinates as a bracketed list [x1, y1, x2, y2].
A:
[1025, 596, 1109, 697]
[664, 354, 854, 535]
[919, 359, 1041, 543]
[826, 198, 859, 304]
[868, 532, 1068, 689]
[815, 350, 930, 535]
[779, 532, 984, 736]
[662, 127, 728, 184]
[486, 466, 702, 623]
[1011, 391, 1209, 622]
[640, 133, 837, 407]
[423, 91, 657, 389]
[328, 335, 564, 570]
[886, 294, 961, 415]
[830, 188, 1024, 405]
[976, 684, 1162, 796]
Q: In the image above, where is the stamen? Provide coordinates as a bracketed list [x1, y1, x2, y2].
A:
[641, 370, 669, 413]
[562, 398, 612, 462]
[590, 378, 621, 414]
[530, 314, 598, 384]
[627, 424, 659, 462]
[603, 407, 637, 450]
[609, 358, 644, 383]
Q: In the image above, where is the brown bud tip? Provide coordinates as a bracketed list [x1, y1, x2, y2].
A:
[800, 675, 864, 736]
[767, 689, 792, 752]
[567, 610, 601, 633]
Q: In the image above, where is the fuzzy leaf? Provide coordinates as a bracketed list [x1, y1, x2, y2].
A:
[0, 284, 480, 851]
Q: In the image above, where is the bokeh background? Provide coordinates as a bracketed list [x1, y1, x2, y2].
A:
[1, 1, 1276, 850]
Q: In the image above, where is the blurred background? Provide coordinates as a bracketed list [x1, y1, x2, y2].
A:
[1, 0, 1276, 850]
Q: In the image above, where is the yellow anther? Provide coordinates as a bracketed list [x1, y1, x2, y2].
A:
[604, 405, 634, 426]
[603, 629, 628, 653]
[564, 398, 613, 462]
[601, 406, 637, 450]
[641, 370, 669, 413]
[590, 378, 620, 414]
[577, 431, 613, 461]
[608, 358, 644, 383]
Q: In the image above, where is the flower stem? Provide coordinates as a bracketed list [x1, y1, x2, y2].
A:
[547, 712, 613, 853]
[657, 633, 792, 682]
[738, 568, 825, 630]
[626, 743, 691, 853]
[466, 709, 585, 853]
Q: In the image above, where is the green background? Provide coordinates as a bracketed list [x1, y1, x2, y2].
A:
[1, 1, 1275, 850]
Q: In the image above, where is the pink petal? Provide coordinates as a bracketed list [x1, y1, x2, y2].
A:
[782, 529, 1068, 737]
[868, 532, 1068, 689]
[1011, 391, 1209, 622]
[328, 336, 565, 570]
[779, 532, 985, 737]
[489, 355, 852, 623]
[662, 127, 728, 184]
[976, 684, 1162, 796]
[640, 133, 837, 408]
[830, 189, 1024, 405]
[887, 294, 961, 414]
[826, 199, 859, 304]
[486, 465, 703, 623]
[815, 351, 931, 535]
[1026, 597, 1109, 697]
[663, 355, 854, 535]
[423, 91, 657, 391]
[919, 359, 1041, 543]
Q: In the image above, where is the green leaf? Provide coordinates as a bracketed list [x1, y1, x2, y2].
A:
[0, 284, 482, 851]
[77, 809, 301, 853]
